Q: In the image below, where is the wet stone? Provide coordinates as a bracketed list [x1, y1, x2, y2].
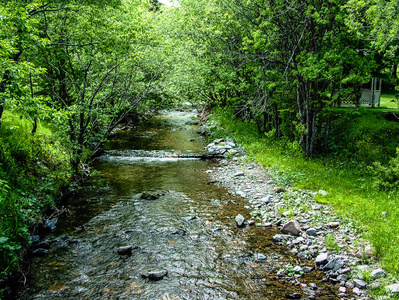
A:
[30, 235, 40, 243]
[140, 192, 160, 200]
[117, 246, 134, 256]
[256, 253, 267, 261]
[44, 218, 58, 232]
[286, 292, 302, 299]
[36, 241, 50, 249]
[141, 269, 168, 281]
[32, 248, 49, 256]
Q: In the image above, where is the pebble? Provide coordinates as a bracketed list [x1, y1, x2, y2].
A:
[293, 266, 303, 273]
[306, 228, 317, 236]
[286, 293, 302, 299]
[234, 171, 245, 177]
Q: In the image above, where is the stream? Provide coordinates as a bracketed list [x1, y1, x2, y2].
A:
[21, 111, 338, 300]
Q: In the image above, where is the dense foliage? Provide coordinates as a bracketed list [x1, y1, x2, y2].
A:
[0, 0, 164, 295]
[2, 0, 399, 296]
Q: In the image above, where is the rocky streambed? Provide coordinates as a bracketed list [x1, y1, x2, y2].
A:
[205, 138, 399, 299]
[19, 111, 398, 300]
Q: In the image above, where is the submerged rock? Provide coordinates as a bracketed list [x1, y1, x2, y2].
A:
[117, 246, 133, 255]
[140, 192, 161, 200]
[141, 269, 168, 281]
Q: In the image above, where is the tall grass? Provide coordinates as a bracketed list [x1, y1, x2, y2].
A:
[209, 107, 399, 275]
[0, 112, 71, 284]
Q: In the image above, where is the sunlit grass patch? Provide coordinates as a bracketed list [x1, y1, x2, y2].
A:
[209, 108, 399, 276]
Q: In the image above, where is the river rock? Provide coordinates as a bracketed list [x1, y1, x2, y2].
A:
[256, 253, 267, 261]
[44, 218, 58, 232]
[274, 187, 286, 193]
[140, 192, 160, 200]
[293, 266, 303, 273]
[306, 228, 317, 236]
[261, 195, 273, 204]
[386, 283, 399, 294]
[117, 246, 133, 255]
[273, 234, 292, 242]
[235, 214, 246, 228]
[234, 171, 245, 177]
[36, 241, 50, 249]
[32, 248, 49, 256]
[141, 269, 168, 281]
[286, 293, 302, 299]
[323, 256, 348, 272]
[353, 279, 367, 289]
[371, 268, 386, 279]
[353, 287, 365, 296]
[281, 220, 301, 236]
[30, 235, 40, 243]
[315, 253, 329, 265]
[326, 222, 339, 228]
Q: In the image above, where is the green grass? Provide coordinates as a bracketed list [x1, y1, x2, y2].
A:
[380, 93, 398, 111]
[0, 112, 72, 290]
[208, 108, 399, 276]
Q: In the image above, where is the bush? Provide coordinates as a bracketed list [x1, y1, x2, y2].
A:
[372, 148, 399, 190]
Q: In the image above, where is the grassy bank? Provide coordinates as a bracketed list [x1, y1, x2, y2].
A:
[0, 112, 71, 296]
[208, 107, 399, 276]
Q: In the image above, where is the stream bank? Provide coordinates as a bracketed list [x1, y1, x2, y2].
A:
[205, 138, 397, 299]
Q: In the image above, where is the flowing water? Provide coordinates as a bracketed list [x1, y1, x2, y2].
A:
[21, 111, 337, 300]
